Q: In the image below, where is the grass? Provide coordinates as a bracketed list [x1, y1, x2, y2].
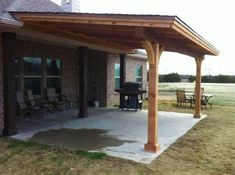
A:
[0, 83, 235, 174]
[159, 82, 235, 106]
[75, 151, 107, 160]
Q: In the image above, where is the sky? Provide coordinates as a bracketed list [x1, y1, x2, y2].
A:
[52, 0, 235, 75]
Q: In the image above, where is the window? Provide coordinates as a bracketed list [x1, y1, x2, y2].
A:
[135, 64, 143, 83]
[46, 59, 62, 94]
[114, 63, 120, 89]
[24, 57, 42, 95]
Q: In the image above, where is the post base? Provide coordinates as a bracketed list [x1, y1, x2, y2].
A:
[2, 128, 17, 136]
[194, 113, 201, 118]
[144, 143, 160, 153]
[78, 113, 88, 118]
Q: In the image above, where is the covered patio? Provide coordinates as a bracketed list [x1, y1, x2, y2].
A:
[1, 12, 218, 154]
[12, 108, 206, 164]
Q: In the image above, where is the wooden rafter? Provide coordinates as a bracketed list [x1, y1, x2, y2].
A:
[24, 23, 134, 52]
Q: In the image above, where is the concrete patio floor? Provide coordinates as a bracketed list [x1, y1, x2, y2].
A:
[12, 108, 205, 164]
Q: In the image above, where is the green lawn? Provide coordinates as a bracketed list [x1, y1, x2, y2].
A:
[0, 83, 235, 174]
[159, 82, 235, 106]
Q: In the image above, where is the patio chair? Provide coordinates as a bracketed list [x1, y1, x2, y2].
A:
[26, 89, 49, 115]
[192, 87, 212, 109]
[176, 90, 193, 108]
[201, 95, 213, 109]
[46, 88, 66, 111]
[16, 91, 31, 120]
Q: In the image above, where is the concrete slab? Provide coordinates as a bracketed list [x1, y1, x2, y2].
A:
[12, 109, 206, 164]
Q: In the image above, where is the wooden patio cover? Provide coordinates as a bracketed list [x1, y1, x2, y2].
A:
[11, 12, 219, 153]
[11, 12, 218, 57]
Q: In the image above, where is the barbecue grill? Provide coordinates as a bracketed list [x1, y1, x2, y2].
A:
[115, 82, 146, 111]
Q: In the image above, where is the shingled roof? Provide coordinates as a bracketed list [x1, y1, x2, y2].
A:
[0, 0, 64, 20]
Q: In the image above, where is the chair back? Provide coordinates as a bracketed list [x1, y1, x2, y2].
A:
[26, 89, 37, 107]
[176, 90, 186, 102]
[16, 91, 25, 103]
[47, 88, 57, 102]
[16, 91, 27, 110]
[26, 89, 34, 101]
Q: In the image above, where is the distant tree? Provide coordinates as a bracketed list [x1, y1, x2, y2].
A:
[161, 73, 181, 82]
[201, 74, 235, 83]
[188, 75, 195, 82]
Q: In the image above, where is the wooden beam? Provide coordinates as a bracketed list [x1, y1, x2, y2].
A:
[13, 13, 174, 28]
[172, 22, 219, 56]
[138, 29, 204, 57]
[142, 41, 164, 152]
[78, 47, 88, 118]
[2, 32, 17, 136]
[194, 56, 204, 118]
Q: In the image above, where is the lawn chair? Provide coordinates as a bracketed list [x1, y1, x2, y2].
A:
[16, 91, 31, 120]
[46, 88, 66, 111]
[192, 87, 212, 109]
[191, 87, 204, 104]
[201, 95, 213, 109]
[26, 89, 49, 115]
[176, 90, 193, 108]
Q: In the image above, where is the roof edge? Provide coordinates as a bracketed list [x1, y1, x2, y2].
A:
[0, 17, 23, 27]
[173, 17, 219, 56]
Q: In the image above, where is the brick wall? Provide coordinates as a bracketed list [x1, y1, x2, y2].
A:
[15, 40, 108, 108]
[0, 35, 4, 133]
[15, 39, 79, 107]
[106, 54, 148, 106]
[87, 50, 107, 107]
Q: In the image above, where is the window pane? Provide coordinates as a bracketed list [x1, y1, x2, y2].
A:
[114, 63, 120, 77]
[114, 63, 120, 89]
[47, 78, 61, 94]
[24, 57, 42, 76]
[136, 65, 143, 82]
[135, 65, 142, 77]
[24, 78, 41, 95]
[47, 59, 61, 76]
[115, 78, 120, 89]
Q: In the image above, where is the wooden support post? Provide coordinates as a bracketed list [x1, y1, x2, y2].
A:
[119, 54, 126, 108]
[142, 41, 164, 152]
[2, 32, 17, 136]
[78, 47, 88, 118]
[194, 56, 204, 118]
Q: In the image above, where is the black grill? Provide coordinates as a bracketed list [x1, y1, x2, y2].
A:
[115, 82, 146, 111]
[123, 82, 142, 90]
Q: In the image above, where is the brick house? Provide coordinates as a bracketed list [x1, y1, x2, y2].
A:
[0, 0, 218, 152]
[0, 0, 148, 135]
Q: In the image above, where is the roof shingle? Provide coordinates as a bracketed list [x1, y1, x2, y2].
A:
[0, 0, 63, 20]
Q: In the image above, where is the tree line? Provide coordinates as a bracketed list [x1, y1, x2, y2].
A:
[159, 73, 235, 83]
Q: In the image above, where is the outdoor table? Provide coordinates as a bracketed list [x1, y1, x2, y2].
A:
[185, 92, 213, 99]
[185, 92, 213, 108]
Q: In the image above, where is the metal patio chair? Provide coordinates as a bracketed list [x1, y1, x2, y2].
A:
[16, 91, 31, 120]
[26, 89, 49, 116]
[46, 88, 66, 111]
[176, 90, 193, 108]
